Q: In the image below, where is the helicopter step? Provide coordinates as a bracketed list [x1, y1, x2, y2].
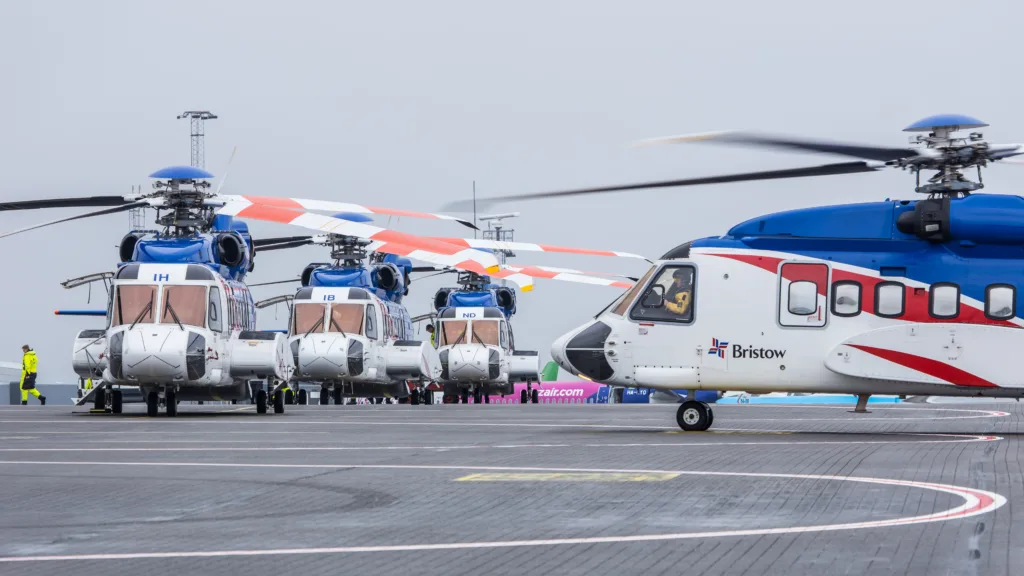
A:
[310, 380, 413, 405]
[75, 384, 142, 414]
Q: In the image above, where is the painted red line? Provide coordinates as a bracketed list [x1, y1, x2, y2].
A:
[848, 344, 999, 388]
[372, 230, 465, 255]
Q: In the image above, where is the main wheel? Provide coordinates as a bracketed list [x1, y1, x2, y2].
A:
[273, 390, 285, 414]
[256, 390, 268, 414]
[146, 391, 159, 417]
[484, 392, 490, 404]
[285, 389, 295, 405]
[676, 400, 711, 431]
[111, 390, 123, 414]
[333, 386, 343, 405]
[319, 386, 329, 406]
[702, 403, 715, 427]
[460, 390, 469, 404]
[531, 389, 539, 404]
[166, 390, 178, 417]
[472, 388, 482, 404]
[297, 389, 308, 405]
[94, 387, 107, 411]
[410, 390, 420, 405]
[520, 389, 528, 404]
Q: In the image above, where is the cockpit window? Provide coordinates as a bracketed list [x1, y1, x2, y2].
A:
[440, 320, 468, 345]
[472, 320, 500, 346]
[293, 303, 326, 334]
[612, 266, 656, 316]
[161, 286, 208, 328]
[328, 304, 364, 334]
[112, 285, 156, 326]
[629, 265, 696, 324]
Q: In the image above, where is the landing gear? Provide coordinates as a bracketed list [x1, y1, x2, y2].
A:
[256, 390, 268, 414]
[165, 389, 177, 417]
[520, 389, 528, 404]
[273, 390, 285, 414]
[319, 385, 329, 406]
[850, 393, 871, 414]
[111, 390, 123, 414]
[297, 389, 308, 405]
[531, 389, 539, 404]
[146, 391, 159, 417]
[333, 386, 343, 405]
[484, 392, 490, 404]
[472, 388, 482, 404]
[285, 389, 295, 405]
[94, 387, 106, 412]
[460, 389, 469, 404]
[410, 389, 420, 405]
[676, 400, 712, 431]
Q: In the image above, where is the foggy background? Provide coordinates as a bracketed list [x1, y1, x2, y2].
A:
[1, 0, 1022, 382]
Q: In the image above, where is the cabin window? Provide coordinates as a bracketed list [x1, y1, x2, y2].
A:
[985, 284, 1016, 320]
[875, 282, 905, 318]
[629, 265, 696, 324]
[788, 281, 818, 315]
[328, 304, 364, 335]
[831, 281, 861, 317]
[929, 283, 960, 319]
[778, 262, 829, 328]
[612, 266, 656, 316]
[209, 287, 223, 332]
[293, 303, 326, 334]
[472, 320, 500, 346]
[365, 305, 378, 340]
[112, 285, 156, 326]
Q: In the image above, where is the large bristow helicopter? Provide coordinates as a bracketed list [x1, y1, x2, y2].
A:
[451, 114, 1024, 431]
[249, 218, 640, 406]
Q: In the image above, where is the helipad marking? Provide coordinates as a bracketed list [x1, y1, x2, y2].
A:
[0, 460, 1004, 563]
[456, 472, 678, 482]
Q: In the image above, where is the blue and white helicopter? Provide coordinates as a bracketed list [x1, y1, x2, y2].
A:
[0, 166, 506, 416]
[455, 115, 1024, 431]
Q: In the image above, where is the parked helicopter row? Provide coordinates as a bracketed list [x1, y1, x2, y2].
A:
[0, 165, 640, 416]
[5, 114, 1022, 432]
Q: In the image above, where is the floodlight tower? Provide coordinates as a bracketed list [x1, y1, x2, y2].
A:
[479, 212, 519, 286]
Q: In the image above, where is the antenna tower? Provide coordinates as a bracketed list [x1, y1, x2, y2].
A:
[479, 213, 519, 287]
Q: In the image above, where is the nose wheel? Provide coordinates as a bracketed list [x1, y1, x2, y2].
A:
[676, 400, 713, 431]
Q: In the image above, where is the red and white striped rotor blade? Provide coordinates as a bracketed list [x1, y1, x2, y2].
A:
[219, 195, 476, 229]
[218, 203, 500, 273]
[503, 265, 633, 289]
[427, 237, 647, 260]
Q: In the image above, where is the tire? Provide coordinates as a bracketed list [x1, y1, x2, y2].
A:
[319, 386, 329, 406]
[676, 400, 710, 431]
[333, 386, 343, 405]
[94, 387, 106, 411]
[146, 391, 159, 417]
[484, 393, 490, 404]
[256, 390, 268, 414]
[460, 390, 469, 404]
[166, 390, 177, 417]
[273, 390, 285, 414]
[111, 390, 123, 414]
[705, 404, 715, 427]
[520, 389, 528, 404]
[297, 389, 308, 405]
[531, 389, 539, 404]
[410, 390, 420, 405]
[285, 389, 295, 405]
[472, 388, 482, 404]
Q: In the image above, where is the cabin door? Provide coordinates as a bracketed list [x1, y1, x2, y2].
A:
[777, 261, 830, 328]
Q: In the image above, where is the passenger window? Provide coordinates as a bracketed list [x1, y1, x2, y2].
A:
[209, 287, 223, 332]
[365, 305, 378, 340]
[628, 265, 695, 324]
[986, 284, 1016, 320]
[831, 281, 861, 317]
[875, 282, 905, 318]
[929, 283, 960, 319]
[788, 281, 817, 315]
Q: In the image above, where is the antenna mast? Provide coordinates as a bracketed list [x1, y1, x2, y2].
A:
[479, 212, 519, 287]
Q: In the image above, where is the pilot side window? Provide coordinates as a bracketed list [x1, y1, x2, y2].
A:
[365, 305, 378, 340]
[209, 287, 223, 332]
[293, 303, 326, 334]
[875, 282, 905, 318]
[612, 266, 656, 316]
[499, 321, 509, 350]
[831, 281, 862, 317]
[629, 265, 696, 323]
[328, 304, 364, 334]
[929, 283, 960, 319]
[112, 285, 156, 326]
[985, 284, 1016, 320]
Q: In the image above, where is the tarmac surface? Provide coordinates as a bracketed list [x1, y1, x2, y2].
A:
[0, 401, 1020, 575]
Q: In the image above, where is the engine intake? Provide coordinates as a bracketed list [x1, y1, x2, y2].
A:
[216, 233, 245, 267]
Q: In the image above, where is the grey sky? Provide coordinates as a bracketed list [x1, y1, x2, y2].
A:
[2, 0, 1022, 382]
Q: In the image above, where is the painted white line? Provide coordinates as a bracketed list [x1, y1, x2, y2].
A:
[0, 433, 999, 452]
[0, 460, 1004, 563]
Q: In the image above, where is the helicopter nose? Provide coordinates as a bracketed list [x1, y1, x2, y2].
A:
[116, 326, 206, 382]
[551, 321, 614, 381]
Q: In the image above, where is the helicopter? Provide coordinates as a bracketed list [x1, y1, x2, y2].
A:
[251, 224, 640, 406]
[450, 114, 1024, 431]
[0, 166, 507, 416]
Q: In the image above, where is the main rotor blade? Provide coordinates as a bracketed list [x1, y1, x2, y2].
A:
[249, 278, 302, 288]
[426, 237, 648, 260]
[219, 196, 478, 230]
[255, 239, 315, 251]
[634, 130, 920, 163]
[253, 236, 314, 248]
[0, 196, 134, 211]
[442, 161, 884, 210]
[0, 201, 150, 239]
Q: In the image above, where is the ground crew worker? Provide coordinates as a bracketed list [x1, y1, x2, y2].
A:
[20, 345, 45, 406]
[426, 324, 436, 346]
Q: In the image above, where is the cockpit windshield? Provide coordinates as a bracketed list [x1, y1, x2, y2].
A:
[161, 286, 208, 328]
[440, 320, 468, 345]
[611, 266, 655, 316]
[471, 320, 500, 345]
[112, 285, 156, 326]
[328, 303, 364, 335]
[293, 303, 327, 335]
